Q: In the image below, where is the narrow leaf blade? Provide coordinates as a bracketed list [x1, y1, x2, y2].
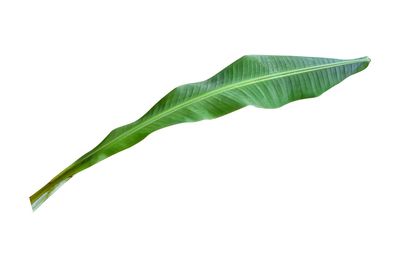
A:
[30, 55, 370, 210]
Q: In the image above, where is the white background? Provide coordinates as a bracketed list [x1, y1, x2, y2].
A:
[1, 0, 399, 266]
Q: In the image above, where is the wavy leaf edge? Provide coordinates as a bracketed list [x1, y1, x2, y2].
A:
[30, 55, 370, 211]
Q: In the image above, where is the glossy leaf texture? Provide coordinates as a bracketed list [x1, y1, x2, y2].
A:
[30, 55, 370, 210]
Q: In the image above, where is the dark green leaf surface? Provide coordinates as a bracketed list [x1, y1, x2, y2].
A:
[30, 55, 370, 210]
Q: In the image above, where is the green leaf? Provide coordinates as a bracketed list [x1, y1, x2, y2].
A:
[30, 55, 370, 211]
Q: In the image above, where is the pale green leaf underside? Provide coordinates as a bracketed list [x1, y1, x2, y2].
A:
[30, 55, 370, 210]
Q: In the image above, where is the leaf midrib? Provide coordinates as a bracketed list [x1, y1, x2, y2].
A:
[74, 57, 368, 168]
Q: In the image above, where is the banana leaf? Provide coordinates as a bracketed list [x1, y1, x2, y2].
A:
[30, 55, 370, 210]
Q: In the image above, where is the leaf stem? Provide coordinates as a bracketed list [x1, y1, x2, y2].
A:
[30, 169, 73, 211]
